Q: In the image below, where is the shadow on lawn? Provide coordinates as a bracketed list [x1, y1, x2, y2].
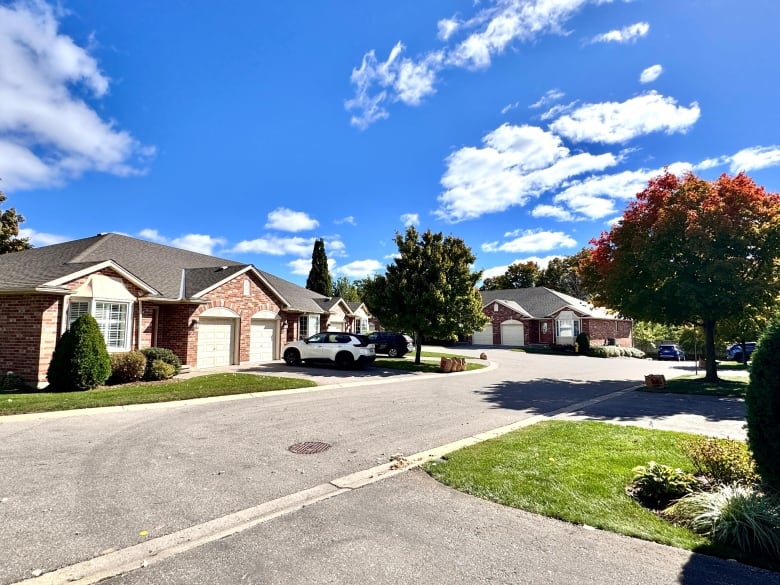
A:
[476, 378, 745, 423]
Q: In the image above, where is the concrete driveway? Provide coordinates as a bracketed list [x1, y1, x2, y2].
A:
[0, 348, 762, 584]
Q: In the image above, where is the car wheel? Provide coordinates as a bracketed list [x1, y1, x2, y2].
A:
[284, 349, 301, 366]
[733, 353, 743, 363]
[335, 352, 354, 369]
[387, 347, 399, 358]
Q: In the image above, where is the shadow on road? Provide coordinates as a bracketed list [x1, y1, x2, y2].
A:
[237, 362, 414, 380]
[476, 378, 745, 423]
[679, 550, 780, 584]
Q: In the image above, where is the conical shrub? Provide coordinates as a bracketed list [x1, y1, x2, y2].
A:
[47, 314, 111, 391]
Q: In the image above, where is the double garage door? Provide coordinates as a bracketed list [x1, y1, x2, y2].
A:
[197, 318, 277, 367]
[472, 321, 525, 346]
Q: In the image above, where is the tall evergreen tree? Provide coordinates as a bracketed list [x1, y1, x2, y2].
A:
[0, 189, 32, 254]
[306, 238, 333, 296]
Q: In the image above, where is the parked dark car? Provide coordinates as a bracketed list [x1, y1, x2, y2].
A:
[366, 331, 414, 358]
[726, 342, 757, 362]
[657, 344, 686, 361]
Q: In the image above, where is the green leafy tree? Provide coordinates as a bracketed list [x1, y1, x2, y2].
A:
[47, 314, 111, 391]
[306, 238, 332, 296]
[582, 171, 780, 382]
[746, 315, 780, 492]
[361, 227, 488, 364]
[0, 189, 31, 254]
[718, 306, 771, 363]
[538, 250, 590, 298]
[481, 260, 540, 290]
[332, 276, 361, 302]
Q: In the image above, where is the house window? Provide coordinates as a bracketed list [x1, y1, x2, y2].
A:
[555, 318, 580, 338]
[298, 314, 319, 339]
[68, 298, 132, 351]
[243, 279, 250, 297]
[355, 318, 369, 334]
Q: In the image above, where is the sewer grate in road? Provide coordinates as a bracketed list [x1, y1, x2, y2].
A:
[288, 441, 332, 455]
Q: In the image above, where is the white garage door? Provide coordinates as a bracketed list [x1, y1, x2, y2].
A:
[197, 318, 234, 367]
[472, 323, 494, 345]
[501, 322, 524, 346]
[250, 319, 276, 362]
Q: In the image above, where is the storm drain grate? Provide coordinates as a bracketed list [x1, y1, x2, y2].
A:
[288, 441, 332, 455]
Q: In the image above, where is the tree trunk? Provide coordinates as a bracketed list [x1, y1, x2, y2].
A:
[414, 330, 422, 365]
[703, 320, 719, 382]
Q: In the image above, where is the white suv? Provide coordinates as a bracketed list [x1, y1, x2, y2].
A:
[283, 332, 376, 369]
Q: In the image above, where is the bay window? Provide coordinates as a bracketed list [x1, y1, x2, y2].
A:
[68, 298, 132, 351]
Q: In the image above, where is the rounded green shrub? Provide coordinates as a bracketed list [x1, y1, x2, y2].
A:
[685, 437, 759, 486]
[47, 314, 111, 391]
[0, 372, 26, 392]
[628, 461, 700, 509]
[147, 359, 176, 381]
[141, 347, 181, 380]
[747, 316, 780, 493]
[109, 351, 147, 384]
[575, 332, 590, 354]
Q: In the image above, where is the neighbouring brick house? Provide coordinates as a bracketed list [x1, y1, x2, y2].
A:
[0, 233, 374, 387]
[472, 287, 632, 347]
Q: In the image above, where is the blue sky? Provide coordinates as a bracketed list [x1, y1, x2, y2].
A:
[2, 0, 779, 287]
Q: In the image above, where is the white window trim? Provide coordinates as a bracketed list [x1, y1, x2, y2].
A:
[68, 297, 134, 352]
[298, 314, 320, 340]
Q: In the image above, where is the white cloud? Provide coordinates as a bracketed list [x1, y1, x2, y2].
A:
[501, 101, 521, 114]
[288, 258, 313, 276]
[531, 204, 576, 221]
[335, 259, 384, 279]
[549, 91, 701, 144]
[400, 212, 420, 227]
[728, 146, 780, 173]
[289, 255, 341, 276]
[229, 234, 346, 258]
[138, 229, 225, 255]
[539, 100, 578, 121]
[18, 227, 68, 247]
[335, 215, 357, 226]
[482, 229, 577, 253]
[437, 17, 460, 41]
[230, 235, 314, 256]
[482, 255, 561, 278]
[436, 123, 618, 222]
[639, 64, 663, 84]
[265, 207, 319, 232]
[347, 0, 616, 128]
[0, 2, 153, 191]
[529, 89, 564, 109]
[590, 22, 649, 44]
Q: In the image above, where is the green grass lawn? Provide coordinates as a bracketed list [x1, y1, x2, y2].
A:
[642, 376, 747, 398]
[424, 420, 732, 556]
[0, 373, 316, 415]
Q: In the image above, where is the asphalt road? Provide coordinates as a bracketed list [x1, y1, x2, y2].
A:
[0, 350, 763, 584]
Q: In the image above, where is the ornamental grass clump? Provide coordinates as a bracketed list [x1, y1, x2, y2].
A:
[663, 485, 780, 565]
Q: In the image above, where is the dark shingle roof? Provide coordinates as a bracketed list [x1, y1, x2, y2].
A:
[0, 233, 245, 298]
[256, 269, 331, 314]
[479, 287, 614, 319]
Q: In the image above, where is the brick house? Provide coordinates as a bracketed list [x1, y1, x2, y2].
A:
[0, 233, 373, 387]
[472, 287, 632, 347]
